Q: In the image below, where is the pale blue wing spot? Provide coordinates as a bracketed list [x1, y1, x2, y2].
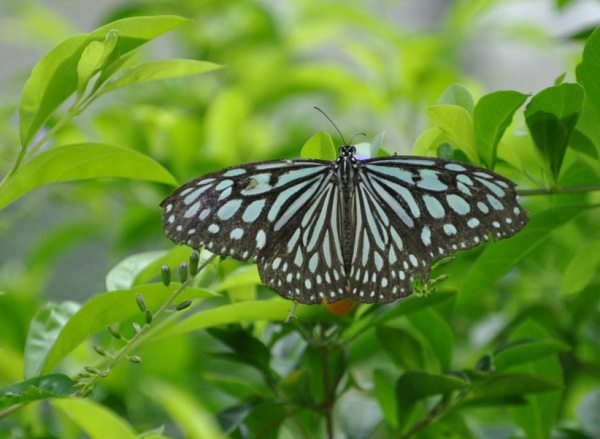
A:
[443, 224, 457, 235]
[275, 166, 327, 187]
[184, 203, 200, 218]
[476, 177, 506, 197]
[215, 180, 233, 191]
[184, 185, 210, 205]
[242, 199, 266, 223]
[421, 226, 432, 246]
[477, 201, 489, 214]
[217, 199, 243, 220]
[223, 168, 247, 177]
[445, 163, 466, 171]
[208, 224, 220, 233]
[230, 228, 244, 239]
[486, 194, 504, 210]
[423, 195, 445, 219]
[417, 170, 448, 191]
[446, 194, 470, 215]
[467, 218, 480, 228]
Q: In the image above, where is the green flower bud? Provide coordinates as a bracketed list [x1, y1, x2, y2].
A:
[179, 262, 189, 283]
[136, 294, 146, 312]
[175, 299, 192, 311]
[161, 265, 171, 287]
[189, 251, 200, 276]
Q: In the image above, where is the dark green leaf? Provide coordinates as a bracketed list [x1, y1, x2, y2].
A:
[373, 369, 398, 428]
[396, 371, 467, 409]
[24, 301, 80, 378]
[569, 129, 599, 160]
[377, 326, 425, 370]
[493, 339, 569, 371]
[207, 327, 272, 375]
[576, 27, 600, 114]
[408, 308, 454, 371]
[0, 374, 75, 409]
[463, 373, 560, 405]
[524, 83, 584, 182]
[0, 143, 178, 209]
[473, 90, 528, 168]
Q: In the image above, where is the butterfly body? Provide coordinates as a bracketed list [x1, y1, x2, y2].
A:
[161, 146, 528, 304]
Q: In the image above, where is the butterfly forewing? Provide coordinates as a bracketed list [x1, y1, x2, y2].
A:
[162, 151, 528, 305]
[161, 159, 333, 263]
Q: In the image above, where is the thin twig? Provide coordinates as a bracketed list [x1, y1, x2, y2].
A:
[518, 183, 600, 196]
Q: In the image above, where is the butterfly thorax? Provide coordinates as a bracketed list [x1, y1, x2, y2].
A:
[337, 145, 358, 282]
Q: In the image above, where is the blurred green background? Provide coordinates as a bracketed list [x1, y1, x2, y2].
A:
[1, 1, 600, 438]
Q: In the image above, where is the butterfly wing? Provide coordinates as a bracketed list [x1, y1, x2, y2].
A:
[346, 157, 528, 303]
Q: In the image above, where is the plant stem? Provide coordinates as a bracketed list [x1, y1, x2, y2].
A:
[518, 183, 600, 196]
[321, 346, 335, 439]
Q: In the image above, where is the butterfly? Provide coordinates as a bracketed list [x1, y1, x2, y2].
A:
[161, 144, 528, 304]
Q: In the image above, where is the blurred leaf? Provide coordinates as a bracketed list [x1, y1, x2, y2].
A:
[0, 374, 74, 409]
[508, 320, 564, 439]
[77, 30, 118, 97]
[577, 388, 600, 438]
[426, 105, 478, 162]
[524, 83, 584, 182]
[576, 27, 600, 114]
[377, 326, 425, 370]
[0, 143, 178, 209]
[19, 15, 190, 147]
[97, 59, 222, 96]
[24, 301, 80, 378]
[143, 379, 227, 439]
[458, 205, 593, 308]
[161, 299, 310, 339]
[408, 308, 454, 371]
[214, 265, 262, 293]
[42, 284, 216, 374]
[473, 90, 528, 168]
[53, 398, 138, 439]
[105, 250, 167, 291]
[463, 373, 560, 405]
[560, 237, 600, 295]
[134, 247, 199, 287]
[300, 131, 337, 160]
[493, 339, 569, 371]
[207, 327, 271, 375]
[373, 369, 398, 428]
[438, 84, 474, 113]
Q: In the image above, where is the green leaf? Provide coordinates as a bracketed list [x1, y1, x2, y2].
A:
[374, 369, 398, 428]
[463, 373, 560, 405]
[96, 59, 222, 96]
[77, 30, 118, 97]
[426, 105, 478, 162]
[41, 284, 216, 374]
[438, 84, 474, 113]
[412, 126, 445, 156]
[493, 339, 569, 371]
[408, 308, 454, 371]
[53, 398, 138, 439]
[19, 15, 190, 147]
[524, 83, 584, 182]
[576, 27, 600, 114]
[560, 237, 600, 295]
[160, 299, 310, 339]
[0, 143, 178, 209]
[508, 320, 564, 439]
[458, 205, 593, 308]
[473, 90, 528, 168]
[377, 326, 425, 370]
[142, 379, 227, 439]
[24, 301, 80, 378]
[569, 129, 599, 160]
[300, 131, 337, 160]
[214, 265, 262, 293]
[0, 374, 75, 409]
[105, 250, 167, 291]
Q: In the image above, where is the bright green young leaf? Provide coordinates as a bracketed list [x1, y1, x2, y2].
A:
[458, 204, 594, 308]
[373, 369, 399, 429]
[524, 83, 584, 182]
[507, 320, 564, 439]
[42, 284, 217, 374]
[408, 308, 454, 371]
[53, 398, 138, 439]
[426, 105, 478, 162]
[576, 27, 600, 114]
[438, 83, 474, 113]
[160, 299, 310, 339]
[105, 250, 168, 291]
[412, 126, 445, 156]
[96, 59, 222, 96]
[473, 90, 528, 168]
[463, 373, 560, 405]
[76, 30, 118, 97]
[19, 15, 190, 147]
[493, 339, 569, 371]
[24, 301, 80, 378]
[143, 379, 227, 439]
[0, 143, 178, 209]
[560, 237, 600, 295]
[214, 265, 262, 293]
[377, 326, 425, 370]
[0, 374, 75, 409]
[300, 131, 337, 160]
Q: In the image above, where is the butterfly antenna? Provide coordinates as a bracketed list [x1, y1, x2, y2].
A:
[349, 132, 366, 144]
[313, 106, 346, 144]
